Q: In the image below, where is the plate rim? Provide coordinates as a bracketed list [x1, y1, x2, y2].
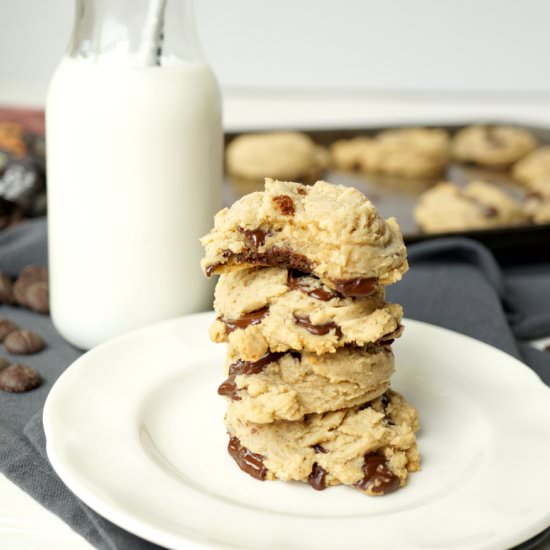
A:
[43, 312, 550, 550]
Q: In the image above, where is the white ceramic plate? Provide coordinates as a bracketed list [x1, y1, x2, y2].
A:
[44, 312, 550, 550]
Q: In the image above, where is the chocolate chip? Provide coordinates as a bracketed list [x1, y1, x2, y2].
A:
[527, 191, 543, 201]
[287, 270, 339, 301]
[228, 351, 285, 376]
[220, 306, 269, 332]
[13, 280, 29, 306]
[237, 227, 268, 248]
[483, 206, 499, 218]
[216, 247, 313, 275]
[306, 286, 337, 301]
[25, 281, 49, 314]
[308, 463, 327, 490]
[13, 265, 48, 310]
[272, 194, 295, 216]
[0, 318, 18, 341]
[0, 272, 16, 304]
[0, 356, 9, 371]
[227, 436, 268, 480]
[296, 187, 307, 195]
[4, 329, 45, 354]
[218, 351, 285, 401]
[0, 363, 41, 393]
[332, 277, 378, 298]
[354, 453, 400, 495]
[459, 192, 500, 220]
[294, 314, 342, 337]
[217, 376, 240, 400]
[381, 394, 396, 425]
[313, 444, 328, 454]
[18, 265, 48, 284]
[484, 125, 506, 148]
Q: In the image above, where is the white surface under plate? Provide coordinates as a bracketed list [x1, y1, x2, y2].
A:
[44, 312, 550, 550]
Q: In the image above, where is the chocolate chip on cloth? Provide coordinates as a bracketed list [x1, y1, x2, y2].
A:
[4, 329, 45, 355]
[0, 318, 18, 341]
[13, 265, 49, 313]
[17, 265, 48, 285]
[0, 363, 41, 393]
[0, 271, 16, 304]
[26, 281, 49, 314]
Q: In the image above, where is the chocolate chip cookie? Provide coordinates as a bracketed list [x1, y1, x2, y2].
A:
[225, 390, 420, 495]
[201, 179, 408, 287]
[202, 178, 420, 496]
[357, 128, 450, 178]
[211, 266, 402, 360]
[524, 180, 550, 224]
[452, 125, 536, 167]
[330, 136, 373, 171]
[415, 180, 528, 233]
[226, 132, 329, 184]
[219, 344, 394, 423]
[513, 146, 550, 187]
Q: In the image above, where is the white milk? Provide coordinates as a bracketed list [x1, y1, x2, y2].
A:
[46, 58, 222, 349]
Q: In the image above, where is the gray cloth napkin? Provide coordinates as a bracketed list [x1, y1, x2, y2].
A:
[0, 219, 548, 550]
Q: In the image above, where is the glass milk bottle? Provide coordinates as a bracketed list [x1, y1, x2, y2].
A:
[46, 0, 222, 349]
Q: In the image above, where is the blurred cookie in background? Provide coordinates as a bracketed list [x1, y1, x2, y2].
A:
[452, 125, 536, 168]
[331, 128, 450, 179]
[414, 180, 528, 233]
[226, 131, 328, 185]
[513, 146, 550, 188]
[523, 180, 550, 224]
[330, 136, 373, 171]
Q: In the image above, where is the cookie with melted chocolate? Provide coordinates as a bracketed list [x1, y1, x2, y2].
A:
[201, 179, 408, 287]
[225, 390, 420, 495]
[210, 266, 403, 361]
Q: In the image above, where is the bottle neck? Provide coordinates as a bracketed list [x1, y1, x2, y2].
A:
[68, 0, 204, 66]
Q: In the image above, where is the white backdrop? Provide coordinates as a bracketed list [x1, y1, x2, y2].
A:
[1, 0, 550, 106]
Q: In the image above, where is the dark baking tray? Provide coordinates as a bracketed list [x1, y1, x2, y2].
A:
[224, 123, 550, 265]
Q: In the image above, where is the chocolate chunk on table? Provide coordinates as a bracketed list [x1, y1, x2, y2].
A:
[17, 265, 48, 284]
[4, 329, 45, 355]
[0, 271, 16, 304]
[26, 281, 49, 314]
[0, 318, 19, 341]
[13, 265, 49, 312]
[0, 363, 41, 393]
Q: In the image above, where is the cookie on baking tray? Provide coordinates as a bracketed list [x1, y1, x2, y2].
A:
[452, 124, 536, 167]
[226, 132, 329, 184]
[414, 180, 528, 233]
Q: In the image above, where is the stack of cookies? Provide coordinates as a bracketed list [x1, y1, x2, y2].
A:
[201, 179, 420, 495]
